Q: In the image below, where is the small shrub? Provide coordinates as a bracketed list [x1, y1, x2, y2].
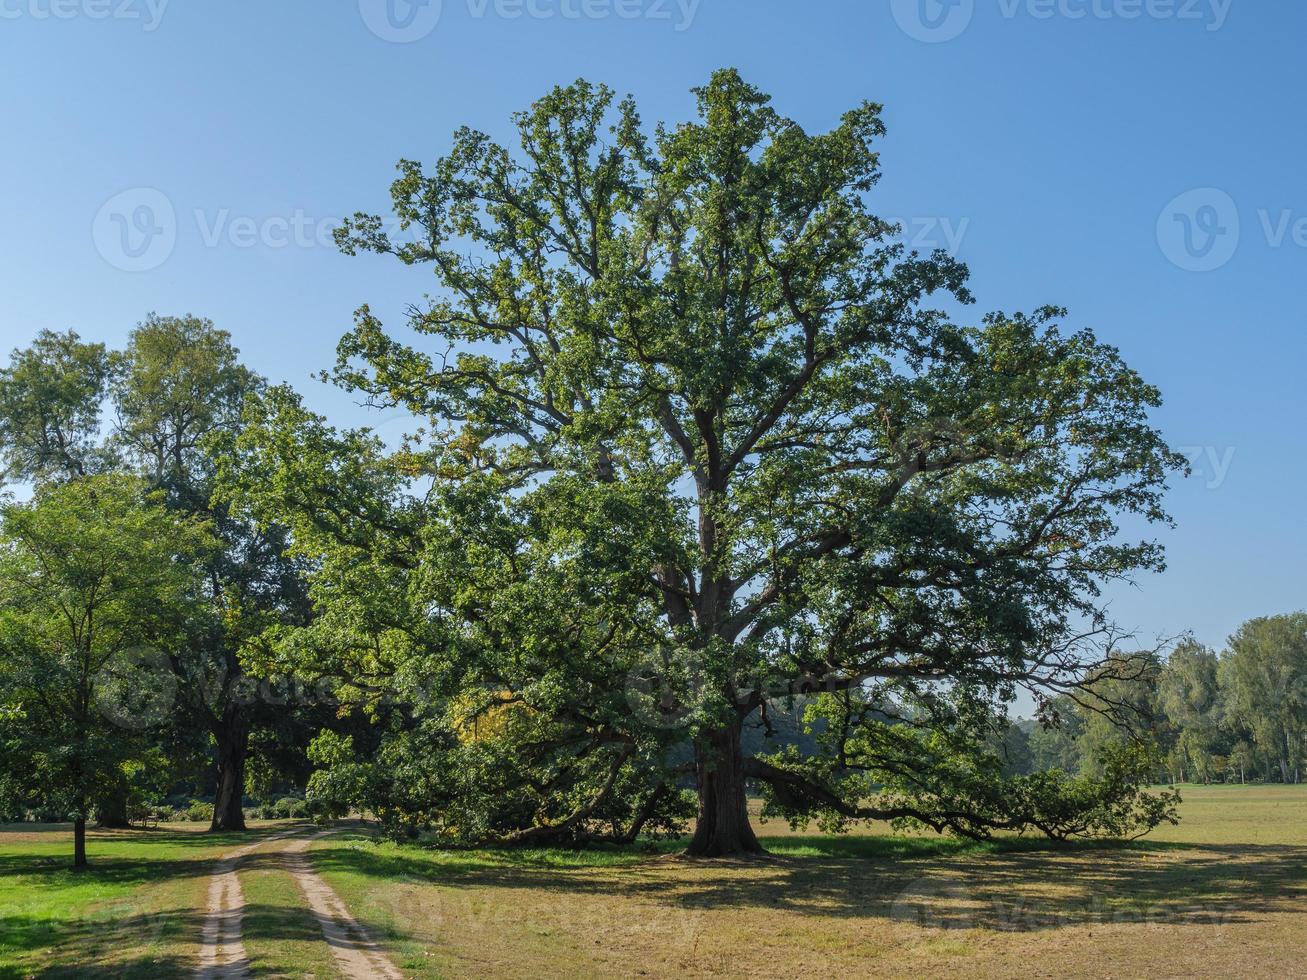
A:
[185, 801, 214, 823]
[272, 796, 306, 820]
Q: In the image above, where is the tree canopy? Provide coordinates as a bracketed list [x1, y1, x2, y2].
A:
[220, 69, 1186, 855]
[0, 476, 213, 866]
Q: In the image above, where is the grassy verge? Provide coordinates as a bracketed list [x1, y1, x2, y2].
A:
[0, 821, 295, 978]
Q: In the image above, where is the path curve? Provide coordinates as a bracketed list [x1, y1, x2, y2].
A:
[195, 827, 403, 980]
[285, 831, 406, 980]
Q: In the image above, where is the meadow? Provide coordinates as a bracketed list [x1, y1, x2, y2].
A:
[2, 786, 1306, 978]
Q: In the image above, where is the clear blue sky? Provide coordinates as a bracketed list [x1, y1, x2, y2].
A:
[0, 0, 1299, 653]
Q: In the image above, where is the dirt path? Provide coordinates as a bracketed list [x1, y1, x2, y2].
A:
[284, 831, 406, 980]
[195, 831, 298, 979]
[195, 827, 403, 980]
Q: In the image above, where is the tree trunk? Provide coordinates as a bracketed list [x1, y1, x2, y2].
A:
[210, 709, 249, 832]
[73, 817, 87, 869]
[685, 721, 763, 857]
[96, 783, 131, 829]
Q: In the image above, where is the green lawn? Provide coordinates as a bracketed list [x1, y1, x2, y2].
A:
[0, 821, 294, 979]
[308, 786, 1307, 978]
[5, 788, 1307, 978]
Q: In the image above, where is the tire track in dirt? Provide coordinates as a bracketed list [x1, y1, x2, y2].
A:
[195, 830, 300, 979]
[283, 830, 405, 980]
[195, 826, 404, 980]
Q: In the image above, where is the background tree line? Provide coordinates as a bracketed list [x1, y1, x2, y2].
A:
[1001, 620, 1307, 787]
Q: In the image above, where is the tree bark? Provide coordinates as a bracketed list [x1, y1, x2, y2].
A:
[686, 721, 763, 857]
[210, 709, 249, 832]
[96, 783, 131, 829]
[73, 817, 87, 869]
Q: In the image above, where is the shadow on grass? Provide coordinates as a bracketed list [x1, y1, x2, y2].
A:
[0, 821, 309, 845]
[0, 836, 346, 980]
[309, 830, 1307, 934]
[0, 897, 373, 980]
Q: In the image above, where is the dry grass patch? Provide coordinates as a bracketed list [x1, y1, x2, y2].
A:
[310, 787, 1307, 978]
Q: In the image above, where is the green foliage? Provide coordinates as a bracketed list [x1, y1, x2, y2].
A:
[271, 797, 307, 820]
[1220, 615, 1307, 783]
[0, 314, 319, 834]
[0, 329, 115, 484]
[997, 621, 1307, 788]
[113, 314, 260, 493]
[219, 70, 1184, 850]
[1158, 639, 1223, 782]
[184, 800, 216, 823]
[0, 475, 214, 858]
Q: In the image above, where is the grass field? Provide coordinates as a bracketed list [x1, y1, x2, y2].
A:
[0, 821, 295, 978]
[3, 787, 1307, 977]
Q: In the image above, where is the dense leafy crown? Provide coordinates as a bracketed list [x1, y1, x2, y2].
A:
[226, 70, 1183, 843]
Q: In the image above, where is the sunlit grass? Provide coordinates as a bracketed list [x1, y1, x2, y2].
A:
[5, 789, 1307, 978]
[0, 822, 297, 978]
[311, 786, 1307, 979]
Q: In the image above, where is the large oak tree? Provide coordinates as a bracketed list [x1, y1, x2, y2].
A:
[230, 70, 1182, 855]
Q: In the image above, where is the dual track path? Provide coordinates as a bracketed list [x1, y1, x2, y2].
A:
[195, 827, 404, 980]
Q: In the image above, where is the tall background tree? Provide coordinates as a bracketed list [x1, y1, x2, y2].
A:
[1158, 640, 1223, 784]
[224, 69, 1184, 855]
[1221, 615, 1307, 785]
[112, 315, 312, 831]
[0, 329, 114, 484]
[0, 476, 212, 866]
[0, 316, 311, 832]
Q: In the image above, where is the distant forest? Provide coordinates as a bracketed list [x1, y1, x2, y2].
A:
[997, 625, 1307, 785]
